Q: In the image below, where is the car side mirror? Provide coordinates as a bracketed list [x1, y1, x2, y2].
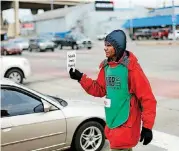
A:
[41, 99, 52, 113]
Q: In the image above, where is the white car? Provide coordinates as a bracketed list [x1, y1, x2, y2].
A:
[168, 30, 179, 40]
[9, 38, 30, 50]
[0, 56, 31, 83]
[76, 37, 93, 49]
[1, 78, 106, 151]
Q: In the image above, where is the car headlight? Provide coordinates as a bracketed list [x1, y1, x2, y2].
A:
[18, 44, 23, 49]
[39, 43, 44, 46]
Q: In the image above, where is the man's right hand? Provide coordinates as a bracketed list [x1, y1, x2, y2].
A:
[69, 68, 83, 82]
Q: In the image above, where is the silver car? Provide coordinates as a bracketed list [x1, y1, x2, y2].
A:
[1, 79, 106, 151]
[29, 39, 55, 52]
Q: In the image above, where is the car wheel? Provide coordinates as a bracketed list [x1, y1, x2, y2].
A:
[5, 69, 24, 83]
[72, 121, 105, 151]
[138, 36, 143, 40]
[37, 47, 41, 52]
[3, 50, 8, 56]
[51, 48, 54, 52]
[28, 47, 32, 52]
[87, 47, 91, 49]
[58, 44, 63, 49]
[72, 44, 78, 50]
[162, 36, 167, 40]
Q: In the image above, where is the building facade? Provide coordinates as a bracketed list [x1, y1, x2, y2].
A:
[28, 2, 149, 39]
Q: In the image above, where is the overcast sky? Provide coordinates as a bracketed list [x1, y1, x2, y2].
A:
[3, 0, 179, 23]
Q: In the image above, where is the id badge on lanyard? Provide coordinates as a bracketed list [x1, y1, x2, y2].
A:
[104, 98, 111, 108]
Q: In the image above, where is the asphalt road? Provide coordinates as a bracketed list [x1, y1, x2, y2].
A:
[18, 41, 179, 151]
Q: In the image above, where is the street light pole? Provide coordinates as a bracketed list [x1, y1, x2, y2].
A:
[172, 0, 176, 41]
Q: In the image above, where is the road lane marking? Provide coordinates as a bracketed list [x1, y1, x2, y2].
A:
[152, 130, 179, 150]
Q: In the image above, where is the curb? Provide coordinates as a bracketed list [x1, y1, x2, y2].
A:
[135, 41, 179, 46]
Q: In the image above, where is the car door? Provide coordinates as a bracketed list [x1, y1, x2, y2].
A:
[62, 37, 68, 46]
[29, 39, 35, 49]
[1, 86, 66, 151]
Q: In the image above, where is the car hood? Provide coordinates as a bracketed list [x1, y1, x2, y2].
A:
[42, 41, 54, 45]
[1, 56, 28, 62]
[61, 98, 105, 119]
[66, 98, 103, 106]
[82, 38, 91, 42]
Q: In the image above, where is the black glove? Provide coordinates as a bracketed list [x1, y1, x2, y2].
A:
[140, 127, 153, 145]
[69, 68, 83, 82]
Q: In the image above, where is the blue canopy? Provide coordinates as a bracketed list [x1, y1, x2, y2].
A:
[38, 31, 71, 38]
[123, 15, 179, 28]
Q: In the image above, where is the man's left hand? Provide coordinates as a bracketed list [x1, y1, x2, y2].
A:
[140, 127, 153, 145]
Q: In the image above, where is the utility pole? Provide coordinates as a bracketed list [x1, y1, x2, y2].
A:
[14, 0, 19, 37]
[51, 0, 54, 10]
[172, 0, 176, 41]
[129, 0, 133, 39]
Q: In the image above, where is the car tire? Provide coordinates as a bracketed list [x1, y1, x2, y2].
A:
[58, 44, 63, 49]
[37, 47, 41, 52]
[162, 36, 167, 40]
[5, 68, 24, 84]
[72, 121, 105, 151]
[28, 47, 32, 52]
[87, 47, 91, 49]
[137, 36, 141, 40]
[3, 50, 8, 56]
[51, 48, 54, 52]
[72, 44, 78, 50]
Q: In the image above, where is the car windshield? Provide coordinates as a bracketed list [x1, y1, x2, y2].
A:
[5, 43, 15, 48]
[38, 39, 47, 42]
[15, 40, 27, 43]
[17, 84, 68, 107]
[15, 41, 22, 43]
[45, 95, 68, 107]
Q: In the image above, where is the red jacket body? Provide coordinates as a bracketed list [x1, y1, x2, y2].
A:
[79, 51, 157, 149]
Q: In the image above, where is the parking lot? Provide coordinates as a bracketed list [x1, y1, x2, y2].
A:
[14, 41, 179, 151]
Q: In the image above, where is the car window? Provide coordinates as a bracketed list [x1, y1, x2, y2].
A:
[37, 39, 47, 42]
[30, 39, 35, 42]
[1, 88, 44, 117]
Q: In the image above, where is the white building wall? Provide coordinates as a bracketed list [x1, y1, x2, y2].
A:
[31, 2, 149, 38]
[81, 5, 148, 39]
[35, 17, 66, 34]
[148, 7, 179, 16]
[65, 3, 94, 30]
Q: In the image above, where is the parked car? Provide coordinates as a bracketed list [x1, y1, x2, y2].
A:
[29, 38, 55, 52]
[1, 42, 22, 56]
[151, 28, 169, 40]
[1, 78, 106, 151]
[37, 35, 62, 48]
[132, 29, 152, 40]
[0, 56, 31, 83]
[9, 38, 29, 50]
[58, 34, 92, 50]
[168, 30, 179, 40]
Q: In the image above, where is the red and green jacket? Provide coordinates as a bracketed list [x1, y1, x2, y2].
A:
[79, 51, 157, 149]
